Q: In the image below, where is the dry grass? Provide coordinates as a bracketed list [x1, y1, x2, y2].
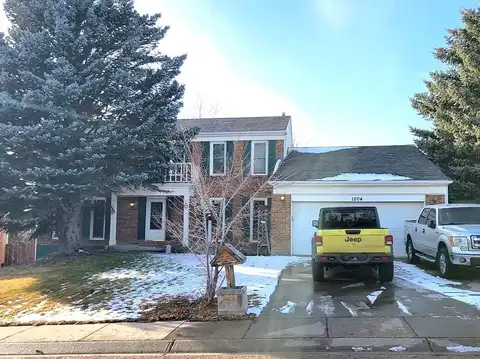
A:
[141, 296, 255, 322]
[0, 253, 139, 321]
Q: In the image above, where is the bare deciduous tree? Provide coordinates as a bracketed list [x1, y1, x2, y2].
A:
[165, 133, 287, 303]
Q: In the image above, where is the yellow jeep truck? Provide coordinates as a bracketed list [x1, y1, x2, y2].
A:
[311, 206, 394, 283]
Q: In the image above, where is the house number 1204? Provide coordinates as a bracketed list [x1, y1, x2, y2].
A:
[352, 197, 363, 202]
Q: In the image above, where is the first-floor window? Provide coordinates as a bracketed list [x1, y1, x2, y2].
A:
[250, 198, 268, 242]
[90, 199, 106, 240]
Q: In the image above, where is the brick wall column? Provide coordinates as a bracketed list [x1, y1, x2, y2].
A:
[425, 194, 445, 205]
[271, 194, 291, 255]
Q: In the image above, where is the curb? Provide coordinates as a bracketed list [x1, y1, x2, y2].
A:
[0, 337, 450, 356]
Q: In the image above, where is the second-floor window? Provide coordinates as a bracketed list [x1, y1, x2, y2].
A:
[252, 141, 268, 175]
[210, 142, 226, 175]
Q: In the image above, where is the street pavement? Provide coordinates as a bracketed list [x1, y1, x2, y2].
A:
[1, 262, 480, 357]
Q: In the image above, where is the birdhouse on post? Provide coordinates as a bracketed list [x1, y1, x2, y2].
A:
[210, 243, 248, 316]
[210, 243, 246, 288]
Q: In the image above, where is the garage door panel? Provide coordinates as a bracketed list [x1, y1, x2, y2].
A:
[292, 202, 423, 256]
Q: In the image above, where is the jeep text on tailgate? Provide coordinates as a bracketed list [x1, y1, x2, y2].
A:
[311, 206, 394, 283]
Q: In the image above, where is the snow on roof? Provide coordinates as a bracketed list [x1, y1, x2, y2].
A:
[316, 173, 412, 181]
[294, 147, 358, 154]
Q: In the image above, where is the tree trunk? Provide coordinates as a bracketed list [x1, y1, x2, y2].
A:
[57, 203, 83, 254]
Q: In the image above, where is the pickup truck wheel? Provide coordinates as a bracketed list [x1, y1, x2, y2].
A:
[312, 259, 325, 282]
[438, 247, 455, 279]
[378, 262, 394, 282]
[406, 240, 420, 264]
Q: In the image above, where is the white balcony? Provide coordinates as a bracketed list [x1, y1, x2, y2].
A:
[167, 162, 192, 182]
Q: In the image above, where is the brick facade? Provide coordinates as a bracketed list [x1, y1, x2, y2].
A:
[270, 194, 291, 255]
[117, 197, 139, 244]
[276, 140, 284, 158]
[113, 139, 286, 253]
[425, 194, 446, 205]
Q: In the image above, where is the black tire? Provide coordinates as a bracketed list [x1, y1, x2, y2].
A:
[438, 246, 455, 279]
[406, 239, 420, 264]
[378, 262, 394, 282]
[312, 259, 325, 282]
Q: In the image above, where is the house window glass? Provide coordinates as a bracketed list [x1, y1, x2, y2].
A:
[150, 201, 164, 230]
[91, 200, 105, 239]
[211, 142, 226, 175]
[252, 142, 267, 175]
[251, 198, 268, 242]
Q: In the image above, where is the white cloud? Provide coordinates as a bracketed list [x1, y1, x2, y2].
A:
[135, 0, 322, 145]
[0, 1, 323, 146]
[312, 0, 396, 31]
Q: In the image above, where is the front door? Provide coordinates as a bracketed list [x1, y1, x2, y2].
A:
[145, 198, 166, 241]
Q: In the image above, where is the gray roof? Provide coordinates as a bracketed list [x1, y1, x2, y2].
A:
[274, 145, 450, 181]
[176, 116, 290, 133]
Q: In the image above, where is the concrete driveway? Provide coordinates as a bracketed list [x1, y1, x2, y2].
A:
[248, 261, 480, 352]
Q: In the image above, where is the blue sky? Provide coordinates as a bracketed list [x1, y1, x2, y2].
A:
[141, 0, 477, 146]
[1, 0, 478, 146]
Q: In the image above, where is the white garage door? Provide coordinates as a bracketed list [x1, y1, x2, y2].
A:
[291, 202, 424, 257]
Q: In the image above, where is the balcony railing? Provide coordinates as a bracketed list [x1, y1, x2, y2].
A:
[167, 162, 192, 182]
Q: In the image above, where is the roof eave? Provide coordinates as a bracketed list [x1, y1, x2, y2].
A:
[194, 129, 288, 137]
[270, 179, 453, 186]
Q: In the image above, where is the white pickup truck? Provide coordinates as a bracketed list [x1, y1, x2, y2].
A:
[404, 204, 480, 278]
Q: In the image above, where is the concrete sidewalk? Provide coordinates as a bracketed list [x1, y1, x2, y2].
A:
[1, 316, 480, 356]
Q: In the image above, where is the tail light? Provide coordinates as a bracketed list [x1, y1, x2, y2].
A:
[314, 235, 323, 246]
[385, 235, 393, 246]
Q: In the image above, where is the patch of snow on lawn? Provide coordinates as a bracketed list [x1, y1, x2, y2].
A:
[317, 173, 412, 181]
[389, 346, 407, 352]
[395, 262, 480, 309]
[447, 345, 480, 353]
[294, 147, 358, 154]
[352, 347, 372, 352]
[3, 254, 306, 324]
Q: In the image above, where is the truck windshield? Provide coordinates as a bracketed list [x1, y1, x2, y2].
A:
[438, 207, 480, 225]
[320, 207, 379, 229]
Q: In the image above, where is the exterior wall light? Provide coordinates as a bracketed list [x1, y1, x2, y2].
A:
[129, 202, 136, 208]
[280, 196, 285, 201]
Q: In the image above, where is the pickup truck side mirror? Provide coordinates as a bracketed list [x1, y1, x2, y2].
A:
[427, 220, 436, 229]
[312, 220, 319, 228]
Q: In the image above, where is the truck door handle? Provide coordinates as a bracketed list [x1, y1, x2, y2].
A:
[415, 227, 417, 232]
[422, 229, 425, 234]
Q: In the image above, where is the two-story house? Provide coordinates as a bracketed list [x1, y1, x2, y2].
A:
[76, 115, 293, 254]
[54, 114, 451, 259]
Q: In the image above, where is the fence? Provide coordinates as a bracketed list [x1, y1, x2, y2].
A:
[5, 241, 36, 266]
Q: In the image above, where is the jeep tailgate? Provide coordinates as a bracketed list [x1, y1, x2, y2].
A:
[317, 228, 390, 254]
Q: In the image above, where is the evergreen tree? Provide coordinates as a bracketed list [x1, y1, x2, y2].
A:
[411, 7, 480, 202]
[0, 0, 188, 252]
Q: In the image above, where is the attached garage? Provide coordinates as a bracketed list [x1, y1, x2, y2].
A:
[291, 201, 424, 256]
[270, 145, 452, 257]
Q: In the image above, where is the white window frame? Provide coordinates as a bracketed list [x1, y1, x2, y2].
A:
[251, 141, 268, 176]
[250, 198, 268, 242]
[210, 141, 227, 176]
[209, 197, 226, 238]
[90, 197, 106, 241]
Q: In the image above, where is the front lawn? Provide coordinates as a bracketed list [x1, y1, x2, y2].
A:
[0, 253, 306, 325]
